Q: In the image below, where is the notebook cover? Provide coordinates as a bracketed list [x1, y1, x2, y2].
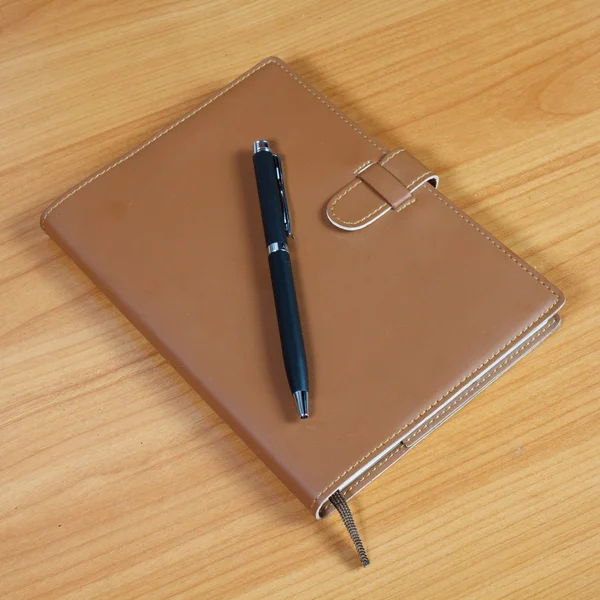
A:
[41, 57, 565, 518]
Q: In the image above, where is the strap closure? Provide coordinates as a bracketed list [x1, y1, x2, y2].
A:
[357, 162, 413, 211]
[326, 148, 439, 231]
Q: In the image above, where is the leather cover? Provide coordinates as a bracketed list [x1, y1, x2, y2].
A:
[40, 57, 565, 519]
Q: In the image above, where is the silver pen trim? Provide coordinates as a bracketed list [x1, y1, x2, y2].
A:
[293, 390, 309, 419]
[253, 140, 271, 153]
[267, 242, 288, 255]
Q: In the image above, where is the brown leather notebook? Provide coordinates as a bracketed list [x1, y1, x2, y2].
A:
[41, 57, 565, 565]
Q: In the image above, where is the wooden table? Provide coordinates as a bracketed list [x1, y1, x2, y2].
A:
[2, 1, 599, 598]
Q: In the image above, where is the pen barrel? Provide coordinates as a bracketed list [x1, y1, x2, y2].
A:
[253, 150, 287, 244]
[268, 250, 309, 394]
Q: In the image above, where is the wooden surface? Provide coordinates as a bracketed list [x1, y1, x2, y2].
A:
[1, 1, 599, 597]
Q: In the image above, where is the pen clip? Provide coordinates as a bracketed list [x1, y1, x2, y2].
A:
[273, 153, 292, 237]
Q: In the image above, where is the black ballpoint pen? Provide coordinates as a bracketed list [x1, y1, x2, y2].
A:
[252, 140, 309, 419]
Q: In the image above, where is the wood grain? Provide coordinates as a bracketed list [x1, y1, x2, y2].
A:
[1, 1, 599, 598]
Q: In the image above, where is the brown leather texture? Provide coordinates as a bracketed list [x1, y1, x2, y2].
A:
[317, 314, 561, 517]
[41, 57, 565, 518]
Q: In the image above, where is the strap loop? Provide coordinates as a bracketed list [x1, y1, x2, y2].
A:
[326, 148, 439, 231]
[357, 162, 414, 211]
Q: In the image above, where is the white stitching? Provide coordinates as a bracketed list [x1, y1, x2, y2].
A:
[41, 59, 382, 226]
[329, 180, 386, 225]
[406, 170, 432, 189]
[318, 319, 556, 514]
[311, 188, 560, 506]
[381, 148, 405, 164]
[319, 444, 406, 514]
[425, 187, 558, 296]
[353, 160, 373, 175]
[404, 320, 554, 443]
[329, 148, 429, 226]
[275, 63, 383, 151]
[312, 300, 558, 507]
[35, 58, 561, 513]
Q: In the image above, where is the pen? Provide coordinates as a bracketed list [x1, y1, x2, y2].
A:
[252, 140, 309, 419]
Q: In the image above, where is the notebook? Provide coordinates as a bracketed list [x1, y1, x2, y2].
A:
[41, 57, 565, 565]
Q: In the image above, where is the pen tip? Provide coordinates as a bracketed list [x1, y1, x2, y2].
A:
[293, 391, 309, 419]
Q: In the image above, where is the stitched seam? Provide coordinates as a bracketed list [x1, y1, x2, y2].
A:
[37, 56, 561, 508]
[404, 320, 554, 443]
[318, 319, 555, 514]
[329, 180, 362, 208]
[380, 148, 405, 164]
[312, 303, 559, 508]
[329, 180, 387, 226]
[312, 296, 556, 507]
[406, 170, 432, 189]
[394, 197, 416, 213]
[353, 160, 373, 175]
[319, 445, 406, 514]
[330, 149, 426, 226]
[426, 187, 559, 296]
[41, 59, 382, 225]
[312, 188, 560, 507]
[276, 63, 383, 151]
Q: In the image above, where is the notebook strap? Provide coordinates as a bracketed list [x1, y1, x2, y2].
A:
[329, 490, 370, 567]
[326, 148, 439, 231]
